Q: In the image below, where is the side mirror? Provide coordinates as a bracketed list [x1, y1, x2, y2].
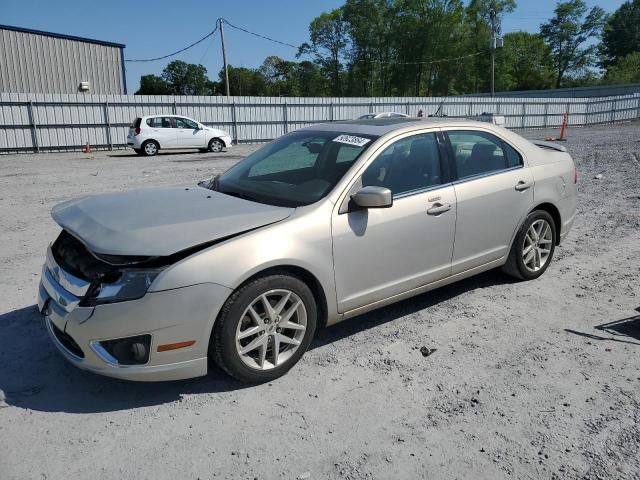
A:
[197, 124, 204, 130]
[351, 186, 393, 209]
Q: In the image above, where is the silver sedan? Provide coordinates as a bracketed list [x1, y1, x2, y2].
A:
[37, 118, 577, 382]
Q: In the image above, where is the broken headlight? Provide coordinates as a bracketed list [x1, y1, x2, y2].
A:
[82, 269, 162, 306]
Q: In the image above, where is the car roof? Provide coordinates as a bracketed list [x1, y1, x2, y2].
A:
[300, 117, 493, 136]
[143, 114, 190, 118]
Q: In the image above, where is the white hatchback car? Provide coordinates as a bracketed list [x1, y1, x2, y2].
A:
[127, 115, 232, 156]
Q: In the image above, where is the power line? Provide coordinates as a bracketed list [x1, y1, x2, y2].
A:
[125, 25, 219, 62]
[354, 51, 483, 66]
[124, 18, 299, 64]
[221, 18, 299, 49]
[123, 17, 479, 69]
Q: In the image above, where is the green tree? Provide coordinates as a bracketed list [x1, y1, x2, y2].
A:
[464, 0, 516, 93]
[260, 57, 328, 96]
[390, 0, 466, 96]
[342, 0, 394, 96]
[204, 79, 223, 95]
[220, 65, 269, 96]
[540, 0, 606, 88]
[162, 60, 210, 95]
[600, 0, 640, 68]
[135, 74, 171, 95]
[496, 32, 554, 90]
[300, 9, 349, 95]
[603, 52, 640, 84]
[260, 56, 298, 96]
[293, 61, 328, 96]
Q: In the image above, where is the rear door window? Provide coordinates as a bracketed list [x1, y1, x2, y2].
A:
[446, 131, 522, 180]
[161, 117, 176, 128]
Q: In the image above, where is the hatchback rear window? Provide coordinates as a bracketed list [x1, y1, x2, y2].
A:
[131, 118, 141, 128]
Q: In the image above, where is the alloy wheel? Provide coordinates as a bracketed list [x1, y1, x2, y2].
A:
[235, 289, 307, 370]
[522, 219, 553, 272]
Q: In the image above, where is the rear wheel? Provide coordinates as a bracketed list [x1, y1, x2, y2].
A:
[502, 210, 556, 280]
[208, 138, 224, 153]
[211, 274, 316, 383]
[141, 140, 159, 157]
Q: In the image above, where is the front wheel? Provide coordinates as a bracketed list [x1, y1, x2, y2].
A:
[208, 138, 224, 153]
[211, 274, 317, 383]
[502, 210, 556, 280]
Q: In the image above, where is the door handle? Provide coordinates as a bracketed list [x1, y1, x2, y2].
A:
[515, 181, 532, 191]
[427, 203, 452, 215]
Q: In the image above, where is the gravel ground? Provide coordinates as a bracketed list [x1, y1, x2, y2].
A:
[1, 123, 639, 480]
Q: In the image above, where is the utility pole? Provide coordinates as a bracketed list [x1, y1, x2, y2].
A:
[220, 18, 231, 97]
[490, 8, 496, 98]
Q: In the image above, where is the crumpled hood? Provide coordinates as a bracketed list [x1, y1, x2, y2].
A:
[51, 187, 293, 257]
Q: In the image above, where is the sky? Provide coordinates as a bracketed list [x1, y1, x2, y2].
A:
[1, 0, 627, 93]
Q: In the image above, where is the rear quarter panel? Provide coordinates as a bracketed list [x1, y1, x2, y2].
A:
[528, 148, 578, 241]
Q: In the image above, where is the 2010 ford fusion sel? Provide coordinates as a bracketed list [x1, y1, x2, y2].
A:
[37, 118, 577, 383]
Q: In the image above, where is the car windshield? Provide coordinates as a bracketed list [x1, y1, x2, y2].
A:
[217, 130, 378, 207]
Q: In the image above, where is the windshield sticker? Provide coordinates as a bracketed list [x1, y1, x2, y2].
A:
[333, 134, 371, 147]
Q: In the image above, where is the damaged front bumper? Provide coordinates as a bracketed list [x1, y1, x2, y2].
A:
[37, 245, 231, 382]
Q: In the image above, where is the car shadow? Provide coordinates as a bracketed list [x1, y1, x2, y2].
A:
[0, 270, 514, 414]
[312, 269, 515, 350]
[0, 305, 251, 414]
[107, 150, 232, 159]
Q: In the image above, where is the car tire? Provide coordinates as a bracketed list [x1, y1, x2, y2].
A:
[133, 148, 144, 156]
[502, 210, 556, 281]
[208, 138, 224, 153]
[211, 274, 317, 383]
[141, 140, 159, 157]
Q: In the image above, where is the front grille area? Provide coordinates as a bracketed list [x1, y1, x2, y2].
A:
[51, 230, 113, 281]
[50, 321, 85, 358]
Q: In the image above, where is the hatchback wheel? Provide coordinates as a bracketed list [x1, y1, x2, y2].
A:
[208, 138, 224, 153]
[502, 210, 556, 280]
[211, 274, 317, 383]
[142, 140, 159, 156]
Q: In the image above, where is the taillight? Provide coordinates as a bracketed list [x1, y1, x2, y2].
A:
[135, 127, 141, 135]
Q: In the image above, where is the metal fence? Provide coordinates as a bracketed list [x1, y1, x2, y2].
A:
[1, 92, 639, 153]
[465, 83, 640, 98]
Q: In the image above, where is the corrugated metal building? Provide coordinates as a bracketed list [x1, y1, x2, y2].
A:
[0, 24, 126, 95]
